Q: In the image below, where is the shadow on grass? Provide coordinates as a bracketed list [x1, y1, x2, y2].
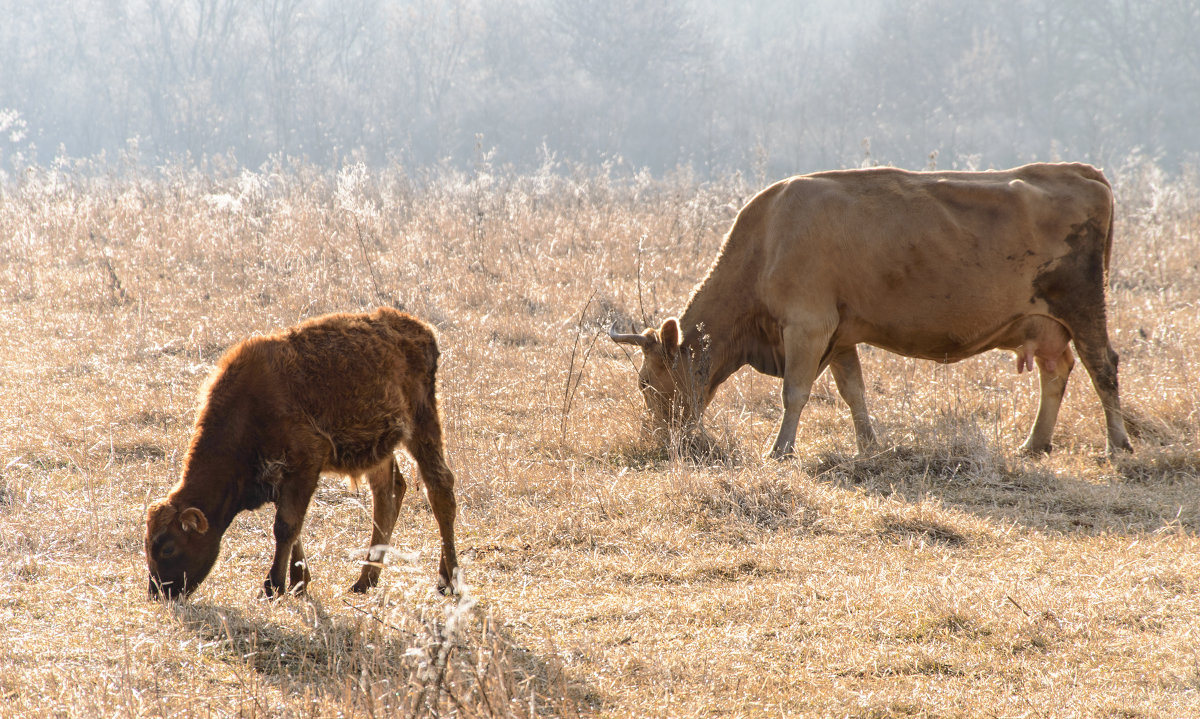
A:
[809, 443, 1200, 536]
[170, 594, 587, 717]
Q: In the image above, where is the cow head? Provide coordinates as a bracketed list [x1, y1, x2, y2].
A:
[609, 318, 704, 432]
[145, 499, 221, 599]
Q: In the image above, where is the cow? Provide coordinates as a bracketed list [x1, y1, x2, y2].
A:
[145, 307, 460, 599]
[610, 162, 1133, 458]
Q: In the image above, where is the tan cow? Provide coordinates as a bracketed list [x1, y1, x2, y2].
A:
[611, 162, 1133, 458]
[146, 307, 459, 598]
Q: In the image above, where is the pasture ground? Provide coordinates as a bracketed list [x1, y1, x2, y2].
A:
[1, 158, 1198, 717]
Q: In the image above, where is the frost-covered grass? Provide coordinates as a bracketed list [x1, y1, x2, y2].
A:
[0, 158, 1197, 717]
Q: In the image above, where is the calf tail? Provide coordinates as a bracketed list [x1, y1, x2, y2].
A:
[426, 337, 440, 389]
[410, 334, 447, 468]
[420, 336, 441, 425]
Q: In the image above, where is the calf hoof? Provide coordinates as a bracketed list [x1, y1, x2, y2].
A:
[350, 577, 376, 594]
[351, 566, 382, 594]
[436, 571, 461, 597]
[288, 562, 310, 591]
[262, 578, 288, 599]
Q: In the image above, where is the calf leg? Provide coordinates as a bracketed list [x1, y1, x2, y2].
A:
[769, 323, 833, 459]
[288, 539, 311, 594]
[264, 468, 320, 598]
[407, 424, 459, 595]
[1021, 347, 1075, 455]
[351, 457, 407, 593]
[829, 346, 878, 452]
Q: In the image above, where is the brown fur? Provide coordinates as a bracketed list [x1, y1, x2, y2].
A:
[145, 307, 459, 598]
[611, 163, 1133, 457]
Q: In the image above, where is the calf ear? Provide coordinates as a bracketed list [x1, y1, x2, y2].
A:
[179, 507, 210, 534]
[659, 318, 681, 359]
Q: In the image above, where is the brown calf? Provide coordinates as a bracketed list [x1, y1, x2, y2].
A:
[145, 307, 459, 599]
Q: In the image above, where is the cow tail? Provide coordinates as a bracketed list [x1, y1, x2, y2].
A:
[1104, 184, 1116, 279]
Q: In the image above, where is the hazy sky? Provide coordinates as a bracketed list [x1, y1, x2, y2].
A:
[1, 0, 1196, 175]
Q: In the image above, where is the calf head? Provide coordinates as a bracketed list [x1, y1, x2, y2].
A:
[609, 318, 703, 432]
[145, 499, 221, 599]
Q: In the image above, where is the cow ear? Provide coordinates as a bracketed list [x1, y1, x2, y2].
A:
[179, 507, 209, 535]
[659, 318, 681, 359]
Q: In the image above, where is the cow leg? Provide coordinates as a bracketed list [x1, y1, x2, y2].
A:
[1020, 347, 1075, 455]
[768, 325, 829, 459]
[351, 457, 407, 593]
[407, 421, 460, 595]
[288, 539, 311, 593]
[1071, 332, 1134, 454]
[829, 346, 878, 452]
[264, 468, 320, 598]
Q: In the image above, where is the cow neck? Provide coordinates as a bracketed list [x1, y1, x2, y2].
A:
[680, 187, 783, 406]
[677, 270, 756, 406]
[676, 206, 772, 407]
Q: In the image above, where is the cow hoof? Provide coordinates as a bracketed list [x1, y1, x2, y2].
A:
[1106, 440, 1134, 456]
[1019, 441, 1052, 457]
[261, 579, 287, 599]
[349, 579, 373, 594]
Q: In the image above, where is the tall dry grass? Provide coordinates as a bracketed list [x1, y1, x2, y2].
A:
[0, 156, 1198, 717]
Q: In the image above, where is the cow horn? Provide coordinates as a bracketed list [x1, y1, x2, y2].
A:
[608, 324, 653, 347]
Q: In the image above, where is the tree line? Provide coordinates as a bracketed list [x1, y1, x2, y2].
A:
[2, 0, 1197, 176]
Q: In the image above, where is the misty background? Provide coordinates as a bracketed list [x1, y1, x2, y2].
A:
[2, 0, 1198, 177]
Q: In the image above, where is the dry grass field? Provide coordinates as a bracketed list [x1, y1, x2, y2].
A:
[1, 157, 1198, 718]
